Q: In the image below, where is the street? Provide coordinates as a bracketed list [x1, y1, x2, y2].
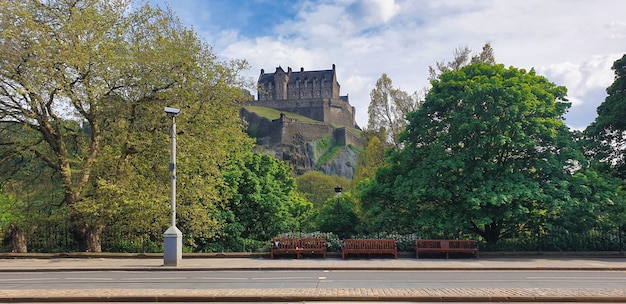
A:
[2, 269, 626, 290]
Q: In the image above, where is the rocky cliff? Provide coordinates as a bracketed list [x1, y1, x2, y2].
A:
[241, 107, 362, 179]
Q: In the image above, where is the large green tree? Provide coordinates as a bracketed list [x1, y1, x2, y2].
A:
[0, 0, 253, 251]
[361, 63, 575, 243]
[585, 54, 626, 179]
[222, 153, 313, 243]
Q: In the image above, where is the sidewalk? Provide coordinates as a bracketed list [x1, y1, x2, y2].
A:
[1, 255, 626, 302]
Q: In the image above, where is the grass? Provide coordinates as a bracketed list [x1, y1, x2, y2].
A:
[243, 106, 320, 123]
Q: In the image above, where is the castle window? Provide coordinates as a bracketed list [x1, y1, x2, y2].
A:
[296, 79, 300, 88]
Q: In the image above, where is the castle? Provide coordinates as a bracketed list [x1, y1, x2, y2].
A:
[242, 64, 361, 177]
[255, 64, 357, 128]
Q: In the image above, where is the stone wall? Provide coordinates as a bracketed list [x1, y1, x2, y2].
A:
[240, 108, 362, 148]
[253, 98, 355, 128]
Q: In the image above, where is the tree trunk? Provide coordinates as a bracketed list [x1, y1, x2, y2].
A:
[484, 223, 501, 244]
[75, 224, 104, 252]
[8, 224, 28, 253]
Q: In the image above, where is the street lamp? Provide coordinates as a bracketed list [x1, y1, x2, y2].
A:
[164, 107, 182, 266]
[334, 185, 342, 196]
[334, 185, 342, 238]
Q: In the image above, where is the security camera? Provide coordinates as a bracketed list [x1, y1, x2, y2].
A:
[164, 107, 181, 116]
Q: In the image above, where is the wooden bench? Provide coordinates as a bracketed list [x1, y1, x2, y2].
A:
[342, 239, 398, 259]
[270, 237, 326, 259]
[299, 238, 327, 258]
[415, 239, 479, 259]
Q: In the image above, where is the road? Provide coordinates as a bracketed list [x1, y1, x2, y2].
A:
[3, 269, 626, 290]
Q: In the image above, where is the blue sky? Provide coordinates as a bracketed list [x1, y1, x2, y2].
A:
[147, 0, 626, 130]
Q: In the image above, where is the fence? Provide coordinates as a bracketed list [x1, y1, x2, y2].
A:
[1, 225, 624, 253]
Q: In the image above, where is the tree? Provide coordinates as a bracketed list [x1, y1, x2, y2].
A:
[585, 54, 626, 179]
[296, 171, 352, 209]
[367, 74, 419, 148]
[222, 153, 313, 243]
[428, 43, 496, 81]
[315, 192, 359, 239]
[0, 122, 65, 252]
[361, 63, 574, 243]
[353, 135, 386, 187]
[0, 0, 254, 251]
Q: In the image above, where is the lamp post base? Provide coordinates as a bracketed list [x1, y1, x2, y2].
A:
[163, 225, 182, 266]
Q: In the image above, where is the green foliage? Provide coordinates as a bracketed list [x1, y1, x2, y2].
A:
[243, 106, 319, 123]
[296, 171, 352, 209]
[222, 152, 313, 243]
[0, 191, 14, 230]
[315, 192, 360, 239]
[316, 145, 344, 167]
[361, 63, 576, 244]
[353, 135, 386, 187]
[585, 54, 626, 179]
[0, 0, 255, 252]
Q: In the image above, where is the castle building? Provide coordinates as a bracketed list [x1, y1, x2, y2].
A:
[256, 64, 357, 128]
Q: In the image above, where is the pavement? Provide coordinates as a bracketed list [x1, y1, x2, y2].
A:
[1, 253, 626, 302]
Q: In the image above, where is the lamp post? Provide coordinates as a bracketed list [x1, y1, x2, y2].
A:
[334, 185, 342, 238]
[164, 107, 182, 266]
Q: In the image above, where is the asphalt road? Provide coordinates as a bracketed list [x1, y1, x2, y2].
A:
[3, 269, 626, 290]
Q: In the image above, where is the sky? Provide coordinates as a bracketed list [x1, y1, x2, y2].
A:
[146, 0, 626, 130]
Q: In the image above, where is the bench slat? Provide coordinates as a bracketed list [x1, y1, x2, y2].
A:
[270, 238, 326, 259]
[342, 239, 397, 259]
[415, 239, 479, 259]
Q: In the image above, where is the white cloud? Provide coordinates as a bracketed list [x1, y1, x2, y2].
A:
[172, 0, 626, 129]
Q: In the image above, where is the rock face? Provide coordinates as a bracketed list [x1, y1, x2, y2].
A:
[241, 107, 361, 179]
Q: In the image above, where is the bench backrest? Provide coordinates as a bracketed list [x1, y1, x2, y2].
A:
[271, 238, 300, 250]
[300, 238, 326, 250]
[343, 239, 396, 250]
[415, 239, 478, 250]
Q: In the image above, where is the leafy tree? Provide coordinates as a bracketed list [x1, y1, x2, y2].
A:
[353, 135, 386, 187]
[296, 171, 352, 209]
[0, 0, 253, 251]
[585, 54, 626, 179]
[367, 74, 419, 148]
[361, 63, 574, 243]
[0, 123, 66, 252]
[222, 153, 313, 243]
[315, 192, 359, 239]
[367, 44, 495, 150]
[556, 168, 623, 233]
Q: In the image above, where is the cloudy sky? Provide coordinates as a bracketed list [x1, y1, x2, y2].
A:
[147, 0, 625, 130]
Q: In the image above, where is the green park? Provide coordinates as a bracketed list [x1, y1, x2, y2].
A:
[1, 0, 625, 257]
